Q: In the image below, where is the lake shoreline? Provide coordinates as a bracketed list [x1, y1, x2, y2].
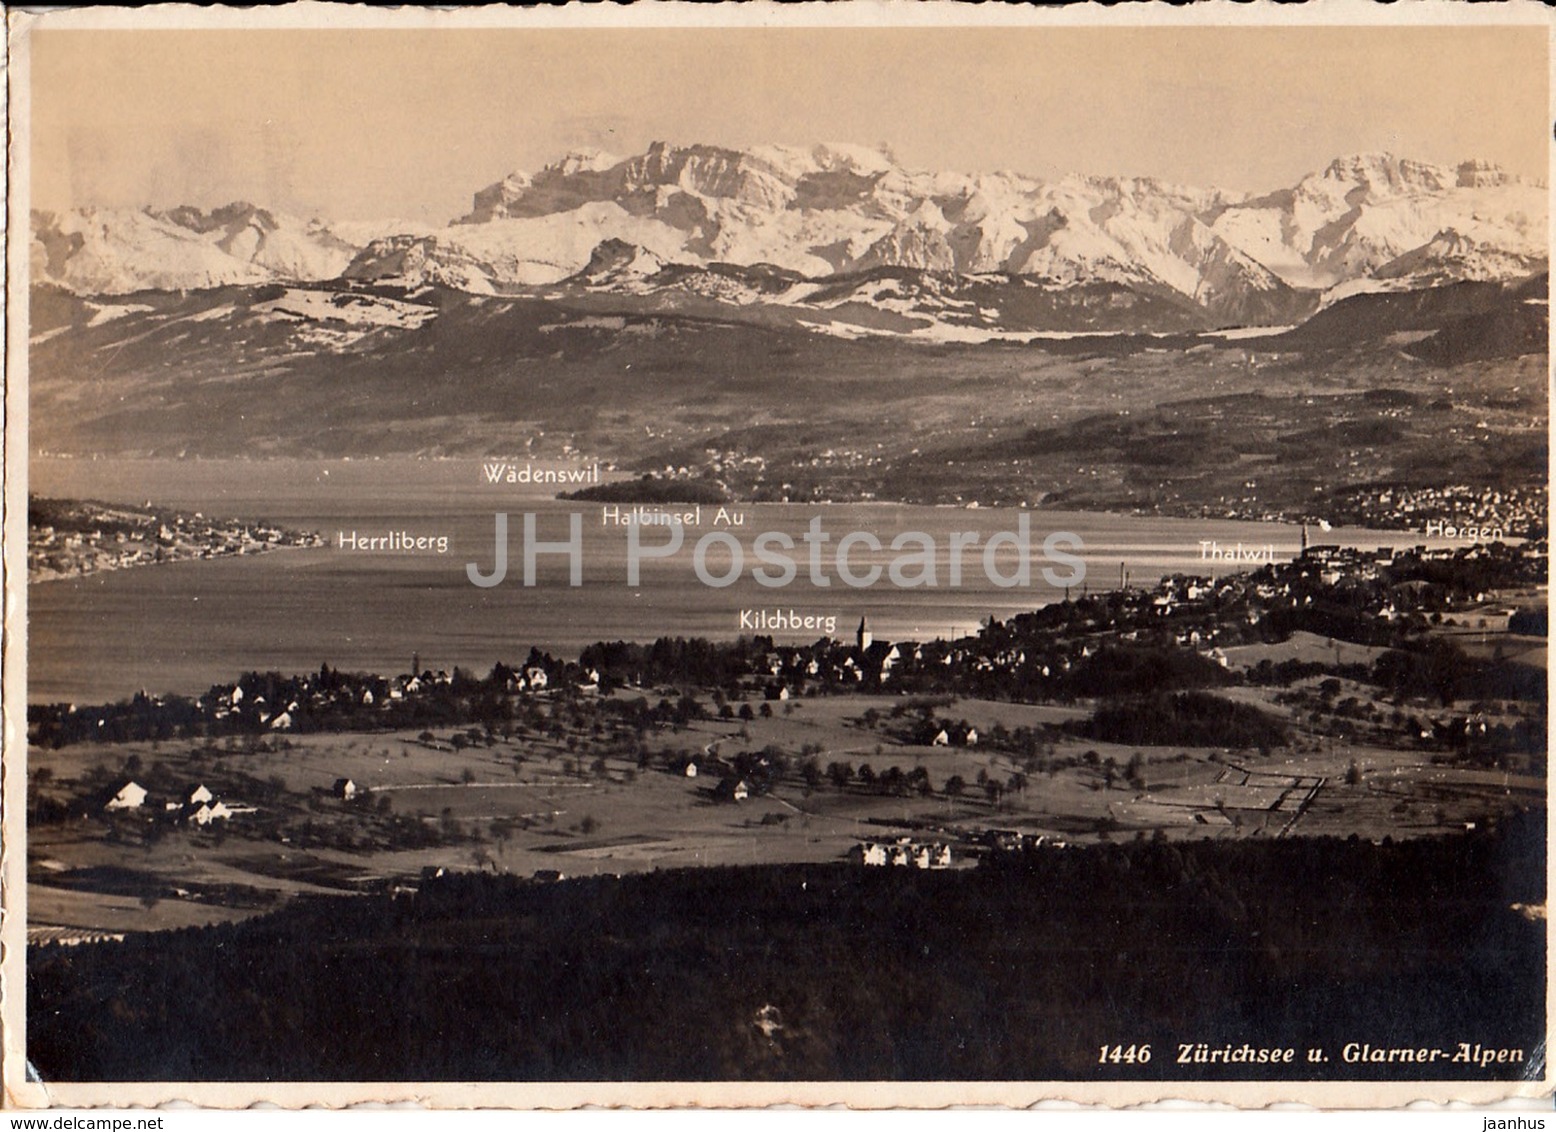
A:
[23, 457, 1513, 705]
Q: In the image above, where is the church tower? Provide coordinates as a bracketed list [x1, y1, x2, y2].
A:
[856, 616, 872, 652]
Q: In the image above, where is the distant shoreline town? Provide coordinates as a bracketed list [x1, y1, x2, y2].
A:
[568, 471, 1547, 542]
[29, 535, 1546, 746]
[27, 497, 324, 583]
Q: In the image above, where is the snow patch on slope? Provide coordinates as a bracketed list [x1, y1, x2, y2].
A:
[251, 288, 438, 347]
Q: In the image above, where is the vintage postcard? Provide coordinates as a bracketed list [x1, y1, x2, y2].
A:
[3, 1, 1550, 1110]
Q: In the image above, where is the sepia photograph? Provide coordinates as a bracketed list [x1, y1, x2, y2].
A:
[4, 3, 1550, 1109]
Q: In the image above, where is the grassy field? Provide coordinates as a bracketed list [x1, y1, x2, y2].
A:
[28, 684, 1544, 940]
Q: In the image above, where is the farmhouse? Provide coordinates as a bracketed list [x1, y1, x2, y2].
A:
[104, 781, 148, 811]
[333, 778, 359, 799]
[187, 800, 233, 826]
[714, 777, 750, 803]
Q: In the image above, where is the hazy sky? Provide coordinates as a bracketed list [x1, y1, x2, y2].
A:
[26, 25, 1550, 223]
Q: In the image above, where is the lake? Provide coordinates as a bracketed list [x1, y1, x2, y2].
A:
[27, 457, 1462, 704]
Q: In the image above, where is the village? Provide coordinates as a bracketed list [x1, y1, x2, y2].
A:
[25, 537, 1546, 943]
[27, 496, 325, 582]
[1312, 483, 1547, 540]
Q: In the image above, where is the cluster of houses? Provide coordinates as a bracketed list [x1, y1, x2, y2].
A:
[741, 616, 1073, 701]
[724, 538, 1533, 704]
[980, 830, 1065, 853]
[103, 780, 251, 826]
[752, 619, 915, 691]
[927, 722, 979, 747]
[29, 500, 324, 584]
[847, 831, 1068, 869]
[679, 748, 778, 804]
[199, 657, 594, 731]
[851, 838, 954, 869]
[37, 536, 1544, 755]
[1328, 483, 1546, 538]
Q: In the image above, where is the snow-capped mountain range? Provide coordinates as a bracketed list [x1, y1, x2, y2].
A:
[31, 144, 1547, 327]
[30, 202, 425, 296]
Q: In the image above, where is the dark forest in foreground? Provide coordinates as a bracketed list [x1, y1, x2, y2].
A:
[29, 813, 1544, 1083]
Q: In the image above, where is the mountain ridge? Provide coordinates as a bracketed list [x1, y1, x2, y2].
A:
[31, 144, 1547, 334]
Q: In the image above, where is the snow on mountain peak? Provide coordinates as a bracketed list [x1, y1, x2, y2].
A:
[31, 204, 370, 295]
[1315, 153, 1466, 196]
[32, 144, 1547, 324]
[810, 142, 898, 175]
[549, 149, 622, 177]
[1454, 158, 1515, 189]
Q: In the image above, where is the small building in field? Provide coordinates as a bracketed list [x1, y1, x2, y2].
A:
[714, 777, 750, 803]
[104, 781, 148, 811]
[853, 842, 889, 867]
[333, 778, 358, 800]
[187, 800, 232, 826]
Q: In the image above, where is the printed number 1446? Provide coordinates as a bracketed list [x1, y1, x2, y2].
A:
[1099, 1044, 1152, 1064]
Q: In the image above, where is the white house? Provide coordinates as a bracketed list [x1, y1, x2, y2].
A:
[333, 778, 358, 799]
[105, 781, 148, 811]
[856, 842, 888, 867]
[188, 801, 232, 826]
[715, 777, 750, 803]
[185, 784, 214, 806]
